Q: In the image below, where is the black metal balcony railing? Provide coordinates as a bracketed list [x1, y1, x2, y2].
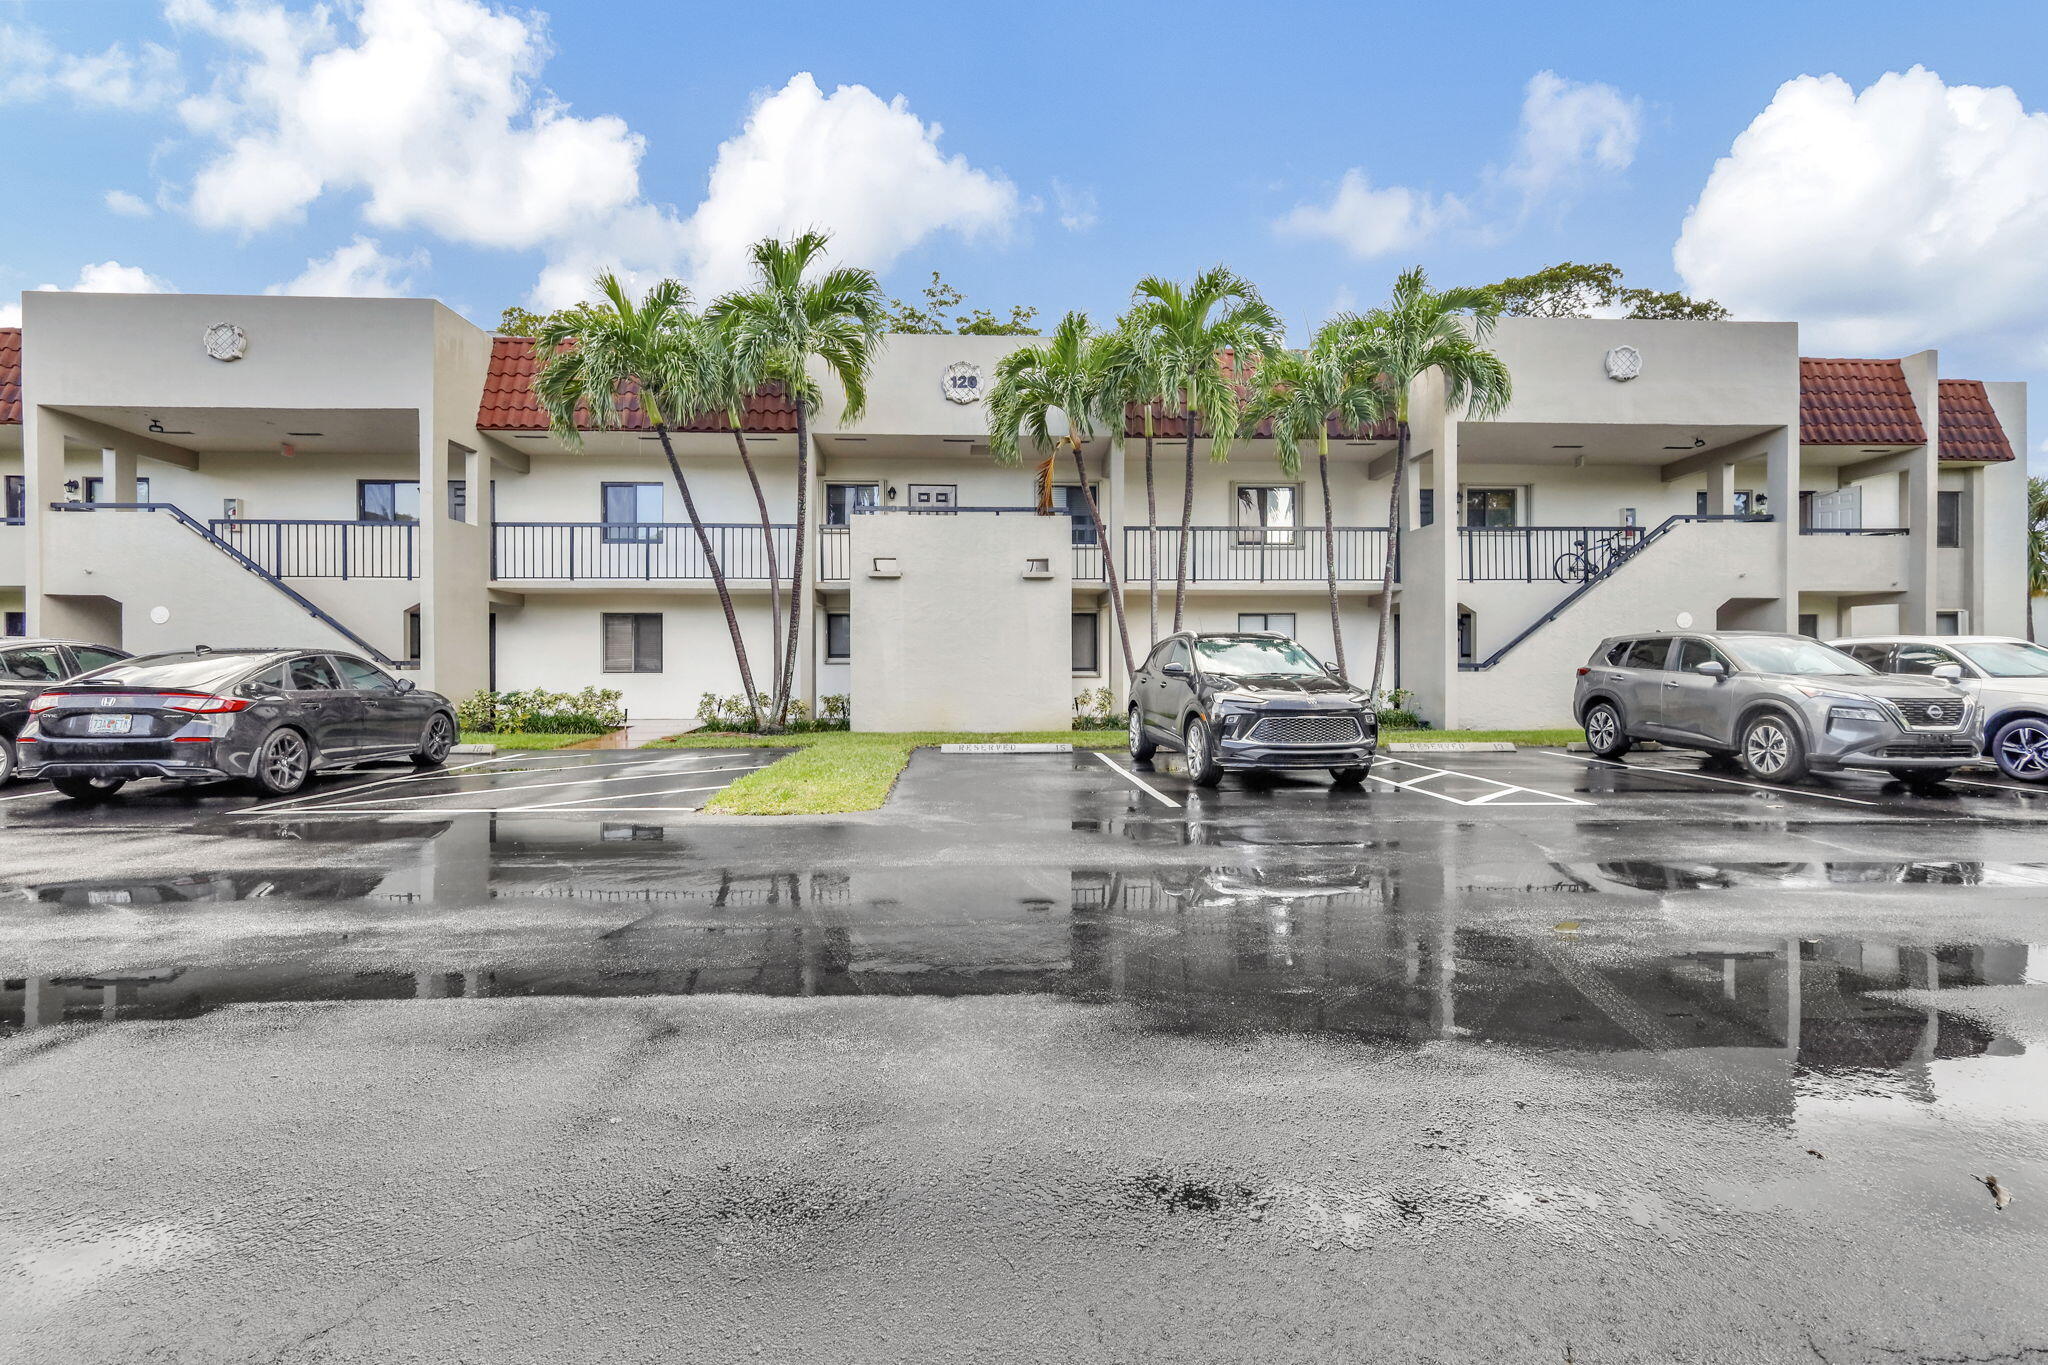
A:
[1122, 526, 1390, 583]
[1458, 525, 1651, 583]
[493, 523, 796, 581]
[210, 518, 419, 579]
[1800, 526, 1910, 536]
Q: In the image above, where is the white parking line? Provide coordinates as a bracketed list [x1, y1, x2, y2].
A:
[233, 755, 521, 814]
[1368, 757, 1589, 807]
[1949, 776, 2048, 796]
[1539, 750, 1882, 806]
[235, 751, 764, 815]
[1091, 752, 1181, 809]
[0, 785, 56, 803]
[299, 762, 767, 811]
[509, 782, 734, 811]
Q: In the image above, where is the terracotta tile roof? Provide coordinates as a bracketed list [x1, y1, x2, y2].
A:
[1799, 358, 1925, 446]
[1122, 350, 1399, 442]
[0, 329, 20, 426]
[1937, 379, 2016, 462]
[477, 335, 798, 434]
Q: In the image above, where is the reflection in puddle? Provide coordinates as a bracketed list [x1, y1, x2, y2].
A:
[1557, 860, 2048, 892]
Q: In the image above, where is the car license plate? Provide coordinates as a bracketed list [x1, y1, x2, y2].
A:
[87, 714, 134, 735]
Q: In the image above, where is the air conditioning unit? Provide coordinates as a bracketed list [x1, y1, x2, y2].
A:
[222, 498, 246, 520]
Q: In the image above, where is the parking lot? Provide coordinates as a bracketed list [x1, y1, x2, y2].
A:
[4, 743, 2047, 1363]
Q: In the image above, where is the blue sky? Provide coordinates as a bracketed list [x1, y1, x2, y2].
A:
[5, 0, 2048, 455]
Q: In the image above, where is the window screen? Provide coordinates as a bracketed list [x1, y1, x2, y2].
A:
[1236, 612, 1296, 636]
[1071, 613, 1099, 674]
[603, 613, 663, 672]
[825, 612, 851, 662]
[1937, 491, 1963, 548]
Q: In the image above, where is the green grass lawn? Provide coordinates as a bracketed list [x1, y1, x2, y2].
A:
[653, 725, 1586, 815]
[459, 731, 603, 750]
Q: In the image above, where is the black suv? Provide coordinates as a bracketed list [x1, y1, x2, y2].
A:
[0, 637, 132, 783]
[18, 646, 457, 801]
[1128, 632, 1377, 786]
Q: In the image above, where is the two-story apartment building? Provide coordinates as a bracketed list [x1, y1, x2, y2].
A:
[0, 291, 2027, 730]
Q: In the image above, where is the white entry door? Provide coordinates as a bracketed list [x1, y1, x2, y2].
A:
[1809, 487, 1862, 530]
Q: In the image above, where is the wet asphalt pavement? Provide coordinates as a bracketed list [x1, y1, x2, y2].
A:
[4, 746, 2048, 1363]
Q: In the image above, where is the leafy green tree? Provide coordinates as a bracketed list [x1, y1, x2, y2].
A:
[1245, 327, 1391, 678]
[1122, 267, 1285, 630]
[532, 274, 763, 728]
[1330, 266, 1515, 707]
[1479, 261, 1729, 321]
[1099, 323, 1167, 647]
[693, 316, 787, 692]
[711, 233, 887, 726]
[498, 303, 585, 336]
[884, 271, 1039, 335]
[985, 311, 1134, 674]
[2029, 475, 2048, 642]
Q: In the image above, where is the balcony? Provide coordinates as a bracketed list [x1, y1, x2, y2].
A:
[212, 518, 419, 579]
[1122, 526, 1390, 585]
[1795, 525, 1911, 593]
[1458, 525, 1649, 583]
[493, 522, 795, 581]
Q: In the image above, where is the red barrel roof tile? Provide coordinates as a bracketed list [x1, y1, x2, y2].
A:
[476, 335, 798, 434]
[0, 329, 20, 425]
[1937, 379, 2016, 462]
[1800, 358, 1925, 446]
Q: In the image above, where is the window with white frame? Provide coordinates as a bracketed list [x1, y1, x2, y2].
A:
[358, 479, 419, 523]
[825, 483, 879, 526]
[1236, 612, 1296, 637]
[1937, 491, 1964, 548]
[1461, 487, 1520, 528]
[825, 612, 852, 662]
[1235, 484, 1298, 544]
[83, 476, 152, 504]
[1071, 612, 1100, 674]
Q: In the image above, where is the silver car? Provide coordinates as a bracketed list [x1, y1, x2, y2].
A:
[1834, 635, 2048, 782]
[1574, 630, 1978, 784]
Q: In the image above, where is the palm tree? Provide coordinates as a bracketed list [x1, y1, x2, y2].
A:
[1329, 266, 1514, 708]
[696, 317, 784, 690]
[534, 273, 763, 728]
[711, 232, 886, 727]
[1123, 268, 1284, 631]
[986, 311, 1135, 675]
[1245, 324, 1390, 677]
[2028, 475, 2048, 642]
[1100, 324, 1169, 647]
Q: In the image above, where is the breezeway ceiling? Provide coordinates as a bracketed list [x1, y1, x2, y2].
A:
[1456, 422, 1776, 466]
[64, 407, 421, 456]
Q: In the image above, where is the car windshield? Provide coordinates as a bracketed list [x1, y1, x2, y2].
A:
[1954, 640, 2048, 678]
[1193, 636, 1328, 678]
[73, 651, 262, 691]
[1722, 637, 1875, 677]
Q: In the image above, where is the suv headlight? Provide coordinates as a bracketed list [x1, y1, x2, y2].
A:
[1828, 705, 1885, 725]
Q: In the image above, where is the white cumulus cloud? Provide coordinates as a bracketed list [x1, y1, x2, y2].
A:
[59, 261, 175, 293]
[104, 189, 154, 218]
[167, 0, 645, 246]
[1675, 66, 2048, 354]
[1498, 70, 1641, 211]
[1051, 179, 1099, 232]
[1276, 170, 1466, 260]
[266, 237, 428, 297]
[0, 23, 181, 109]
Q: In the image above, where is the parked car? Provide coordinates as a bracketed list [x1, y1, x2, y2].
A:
[1834, 634, 2048, 782]
[1574, 630, 1978, 784]
[1127, 632, 1377, 787]
[0, 637, 133, 783]
[17, 646, 457, 802]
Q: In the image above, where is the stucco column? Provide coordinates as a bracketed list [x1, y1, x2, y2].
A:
[1899, 350, 1940, 633]
[418, 419, 491, 699]
[797, 434, 822, 712]
[23, 405, 88, 638]
[1977, 382, 2031, 634]
[100, 446, 138, 502]
[1706, 461, 1737, 517]
[1761, 424, 1801, 631]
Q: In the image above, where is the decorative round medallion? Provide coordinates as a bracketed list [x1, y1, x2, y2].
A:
[203, 322, 248, 362]
[940, 360, 983, 404]
[1604, 345, 1641, 382]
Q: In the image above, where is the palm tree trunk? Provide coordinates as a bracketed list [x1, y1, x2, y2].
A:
[1174, 407, 1195, 631]
[776, 404, 812, 722]
[655, 424, 760, 728]
[732, 422, 783, 715]
[1319, 442, 1345, 677]
[1144, 411, 1159, 647]
[1073, 445, 1134, 675]
[1367, 420, 1408, 707]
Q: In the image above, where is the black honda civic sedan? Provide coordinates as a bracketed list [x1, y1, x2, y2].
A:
[1127, 631, 1378, 787]
[18, 646, 457, 801]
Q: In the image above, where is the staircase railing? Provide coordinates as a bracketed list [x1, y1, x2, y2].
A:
[1459, 514, 1766, 672]
[51, 501, 400, 667]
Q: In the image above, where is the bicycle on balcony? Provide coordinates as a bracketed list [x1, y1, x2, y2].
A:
[1552, 530, 1644, 584]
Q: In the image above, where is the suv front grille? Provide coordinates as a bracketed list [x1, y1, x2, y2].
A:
[1246, 713, 1365, 746]
[1893, 699, 1968, 729]
[1881, 741, 1975, 758]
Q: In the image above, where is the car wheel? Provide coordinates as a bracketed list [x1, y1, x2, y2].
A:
[1127, 707, 1157, 761]
[249, 727, 312, 796]
[51, 774, 126, 802]
[1739, 713, 1808, 783]
[412, 713, 455, 767]
[1582, 702, 1631, 759]
[1183, 717, 1224, 788]
[0, 734, 15, 785]
[1331, 765, 1371, 786]
[1991, 716, 2048, 783]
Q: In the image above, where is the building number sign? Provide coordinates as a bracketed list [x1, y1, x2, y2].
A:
[941, 361, 984, 404]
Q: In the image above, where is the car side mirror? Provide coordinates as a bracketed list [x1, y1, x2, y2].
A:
[1931, 663, 1964, 682]
[394, 676, 417, 692]
[1162, 662, 1190, 679]
[1694, 660, 1726, 678]
[1324, 661, 1342, 675]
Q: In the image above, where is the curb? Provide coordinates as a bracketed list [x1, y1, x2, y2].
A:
[451, 743, 496, 755]
[1387, 741, 1516, 753]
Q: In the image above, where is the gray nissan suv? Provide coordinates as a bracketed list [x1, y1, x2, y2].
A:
[1574, 630, 1978, 784]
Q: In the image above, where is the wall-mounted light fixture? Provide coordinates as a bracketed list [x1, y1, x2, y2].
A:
[886, 485, 899, 502]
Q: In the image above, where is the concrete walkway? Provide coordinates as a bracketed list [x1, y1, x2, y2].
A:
[567, 717, 702, 749]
